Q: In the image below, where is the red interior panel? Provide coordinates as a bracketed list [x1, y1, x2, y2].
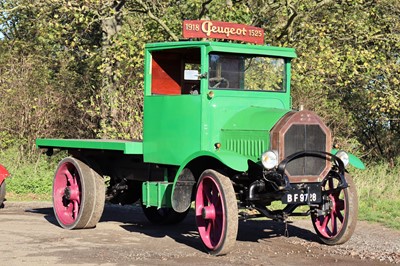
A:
[151, 53, 182, 95]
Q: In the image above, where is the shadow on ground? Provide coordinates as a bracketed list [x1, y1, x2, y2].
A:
[26, 203, 320, 253]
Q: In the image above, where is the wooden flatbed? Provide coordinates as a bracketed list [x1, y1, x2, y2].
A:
[36, 138, 143, 155]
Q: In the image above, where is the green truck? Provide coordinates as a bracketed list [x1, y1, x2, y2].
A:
[36, 39, 364, 255]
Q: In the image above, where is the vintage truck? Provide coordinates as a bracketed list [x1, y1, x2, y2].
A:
[36, 21, 364, 255]
[0, 164, 9, 208]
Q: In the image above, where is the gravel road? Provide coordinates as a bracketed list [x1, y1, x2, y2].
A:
[0, 201, 399, 265]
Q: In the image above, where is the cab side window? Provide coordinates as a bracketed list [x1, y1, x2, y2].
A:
[151, 48, 201, 95]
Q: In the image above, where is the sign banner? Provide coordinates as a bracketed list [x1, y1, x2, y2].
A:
[183, 20, 264, 45]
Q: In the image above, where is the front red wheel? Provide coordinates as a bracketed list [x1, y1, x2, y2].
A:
[311, 173, 358, 245]
[53, 157, 105, 229]
[195, 170, 238, 255]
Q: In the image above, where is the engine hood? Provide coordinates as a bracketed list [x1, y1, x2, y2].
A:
[219, 107, 291, 162]
[222, 106, 291, 132]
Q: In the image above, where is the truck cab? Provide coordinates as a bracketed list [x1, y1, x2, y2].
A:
[143, 41, 295, 170]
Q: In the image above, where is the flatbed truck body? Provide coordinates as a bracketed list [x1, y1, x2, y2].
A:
[36, 24, 364, 255]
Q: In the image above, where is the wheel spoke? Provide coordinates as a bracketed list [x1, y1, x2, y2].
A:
[63, 169, 74, 185]
[322, 214, 330, 230]
[72, 200, 79, 219]
[211, 183, 219, 205]
[330, 211, 337, 235]
[64, 202, 74, 218]
[336, 208, 344, 222]
[69, 183, 81, 203]
[203, 180, 213, 204]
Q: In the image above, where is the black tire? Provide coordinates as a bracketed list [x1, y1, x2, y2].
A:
[0, 180, 6, 209]
[53, 157, 105, 229]
[141, 205, 190, 225]
[195, 169, 238, 255]
[311, 172, 358, 245]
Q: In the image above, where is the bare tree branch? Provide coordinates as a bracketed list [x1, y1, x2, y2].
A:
[277, 3, 297, 41]
[134, 0, 179, 41]
[277, 0, 335, 41]
[198, 0, 213, 20]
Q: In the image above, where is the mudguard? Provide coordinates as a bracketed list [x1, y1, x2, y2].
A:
[332, 149, 366, 170]
[170, 150, 250, 212]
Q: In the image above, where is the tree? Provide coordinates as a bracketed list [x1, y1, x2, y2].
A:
[1, 0, 399, 163]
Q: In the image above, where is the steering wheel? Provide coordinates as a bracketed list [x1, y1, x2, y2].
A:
[209, 77, 229, 88]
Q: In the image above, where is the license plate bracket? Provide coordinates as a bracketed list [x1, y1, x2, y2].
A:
[281, 184, 321, 204]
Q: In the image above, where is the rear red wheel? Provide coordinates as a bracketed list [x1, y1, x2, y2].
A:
[53, 157, 105, 229]
[195, 170, 238, 255]
[311, 173, 358, 245]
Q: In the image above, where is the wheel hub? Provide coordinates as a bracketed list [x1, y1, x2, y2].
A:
[64, 187, 71, 200]
[201, 206, 216, 220]
[64, 185, 79, 201]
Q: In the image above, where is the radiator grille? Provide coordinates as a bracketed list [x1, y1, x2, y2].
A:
[284, 124, 326, 176]
[225, 139, 265, 158]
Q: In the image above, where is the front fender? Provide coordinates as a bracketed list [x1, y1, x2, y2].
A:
[178, 150, 250, 174]
[170, 150, 250, 212]
[331, 149, 366, 170]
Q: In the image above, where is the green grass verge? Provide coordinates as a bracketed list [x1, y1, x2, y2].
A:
[0, 147, 63, 201]
[352, 159, 400, 230]
[6, 192, 52, 201]
[358, 198, 400, 230]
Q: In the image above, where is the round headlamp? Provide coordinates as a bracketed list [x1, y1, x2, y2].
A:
[336, 150, 349, 167]
[261, 150, 279, 170]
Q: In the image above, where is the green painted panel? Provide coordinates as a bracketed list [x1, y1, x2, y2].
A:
[218, 108, 288, 161]
[142, 181, 173, 208]
[220, 130, 268, 161]
[213, 150, 250, 171]
[222, 107, 289, 131]
[36, 138, 143, 154]
[201, 92, 290, 156]
[143, 95, 202, 165]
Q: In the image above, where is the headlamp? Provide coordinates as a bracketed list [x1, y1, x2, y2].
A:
[261, 150, 279, 170]
[336, 150, 349, 167]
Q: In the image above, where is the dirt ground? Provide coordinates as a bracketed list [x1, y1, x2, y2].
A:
[0, 201, 399, 266]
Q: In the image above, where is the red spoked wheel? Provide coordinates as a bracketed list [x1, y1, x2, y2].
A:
[53, 157, 105, 229]
[195, 169, 238, 255]
[311, 172, 358, 245]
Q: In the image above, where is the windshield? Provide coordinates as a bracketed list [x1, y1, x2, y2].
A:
[208, 53, 286, 91]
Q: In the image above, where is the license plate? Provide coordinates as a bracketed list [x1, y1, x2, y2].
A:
[282, 185, 321, 204]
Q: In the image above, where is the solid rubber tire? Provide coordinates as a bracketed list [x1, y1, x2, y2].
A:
[195, 169, 238, 255]
[53, 157, 105, 229]
[311, 173, 358, 245]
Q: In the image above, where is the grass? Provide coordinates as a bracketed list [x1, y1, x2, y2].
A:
[1, 147, 399, 230]
[352, 159, 400, 230]
[6, 192, 51, 201]
[0, 147, 63, 201]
